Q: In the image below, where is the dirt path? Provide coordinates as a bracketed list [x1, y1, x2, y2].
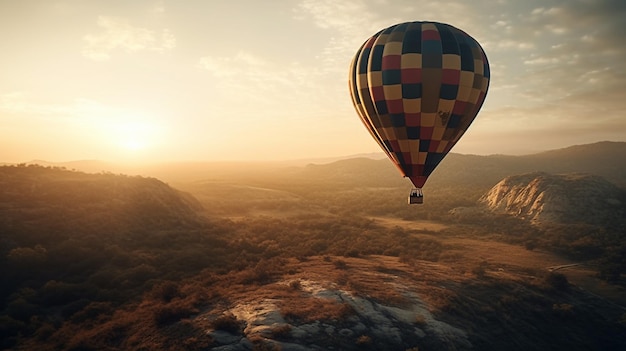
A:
[548, 263, 584, 272]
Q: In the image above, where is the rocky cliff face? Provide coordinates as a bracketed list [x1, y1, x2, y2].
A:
[479, 172, 625, 226]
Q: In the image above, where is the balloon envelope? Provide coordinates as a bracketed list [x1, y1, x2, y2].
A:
[349, 21, 490, 188]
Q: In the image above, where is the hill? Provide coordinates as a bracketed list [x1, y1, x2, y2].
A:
[0, 165, 242, 349]
[0, 164, 204, 231]
[480, 172, 626, 226]
[297, 141, 626, 192]
[527, 141, 626, 182]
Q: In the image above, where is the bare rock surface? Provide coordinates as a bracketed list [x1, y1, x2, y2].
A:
[203, 273, 472, 351]
[479, 172, 625, 225]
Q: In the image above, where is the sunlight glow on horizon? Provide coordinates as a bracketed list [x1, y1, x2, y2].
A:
[110, 119, 162, 154]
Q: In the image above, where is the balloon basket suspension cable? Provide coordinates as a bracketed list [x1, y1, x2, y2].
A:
[408, 188, 423, 205]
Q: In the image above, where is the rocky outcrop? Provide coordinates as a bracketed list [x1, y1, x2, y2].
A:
[203, 278, 471, 351]
[479, 172, 625, 226]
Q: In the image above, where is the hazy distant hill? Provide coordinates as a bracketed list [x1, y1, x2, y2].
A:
[16, 141, 626, 191]
[527, 141, 626, 177]
[480, 172, 626, 226]
[297, 141, 626, 192]
[301, 157, 404, 187]
[435, 141, 626, 189]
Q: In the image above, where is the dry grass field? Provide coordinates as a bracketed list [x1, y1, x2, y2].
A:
[372, 216, 626, 307]
[371, 216, 449, 232]
[179, 174, 625, 310]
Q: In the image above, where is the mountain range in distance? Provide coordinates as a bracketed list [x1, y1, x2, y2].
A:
[6, 141, 625, 189]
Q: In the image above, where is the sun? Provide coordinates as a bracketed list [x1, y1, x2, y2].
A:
[114, 121, 156, 153]
[81, 104, 165, 160]
[117, 132, 150, 152]
[120, 137, 146, 152]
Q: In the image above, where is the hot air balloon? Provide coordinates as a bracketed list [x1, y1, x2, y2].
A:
[349, 21, 490, 204]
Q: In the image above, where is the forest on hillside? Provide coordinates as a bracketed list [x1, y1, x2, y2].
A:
[1, 163, 625, 350]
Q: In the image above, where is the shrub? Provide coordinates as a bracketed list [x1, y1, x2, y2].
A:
[34, 323, 56, 341]
[524, 240, 537, 251]
[270, 324, 292, 339]
[288, 280, 301, 290]
[151, 281, 181, 302]
[333, 259, 348, 269]
[70, 302, 115, 324]
[61, 298, 92, 319]
[414, 314, 427, 326]
[544, 272, 569, 292]
[154, 304, 197, 327]
[6, 245, 48, 269]
[356, 335, 372, 345]
[6, 298, 38, 321]
[211, 313, 242, 334]
[552, 303, 574, 317]
[0, 315, 25, 348]
[239, 258, 287, 285]
[597, 261, 622, 283]
[344, 249, 360, 258]
[472, 261, 488, 278]
[251, 339, 281, 351]
[281, 298, 354, 323]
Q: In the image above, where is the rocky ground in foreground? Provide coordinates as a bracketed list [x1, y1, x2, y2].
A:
[192, 254, 626, 351]
[199, 256, 469, 351]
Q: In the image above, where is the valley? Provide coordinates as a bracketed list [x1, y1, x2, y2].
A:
[1, 142, 625, 350]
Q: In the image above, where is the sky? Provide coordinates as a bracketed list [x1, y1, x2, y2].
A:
[1, 0, 625, 163]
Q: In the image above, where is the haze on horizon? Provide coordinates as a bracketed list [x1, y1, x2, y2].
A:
[1, 0, 625, 163]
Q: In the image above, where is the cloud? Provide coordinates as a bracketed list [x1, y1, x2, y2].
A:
[530, 6, 563, 17]
[197, 50, 346, 119]
[459, 0, 626, 153]
[293, 0, 415, 63]
[197, 52, 268, 78]
[152, 1, 166, 15]
[82, 16, 175, 61]
[525, 1, 626, 51]
[0, 93, 157, 128]
[492, 39, 534, 51]
[193, 0, 398, 119]
[0, 92, 74, 117]
[290, 0, 491, 103]
[192, 1, 389, 118]
[492, 87, 625, 133]
[462, 85, 626, 155]
[484, 0, 626, 108]
[295, 0, 378, 33]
